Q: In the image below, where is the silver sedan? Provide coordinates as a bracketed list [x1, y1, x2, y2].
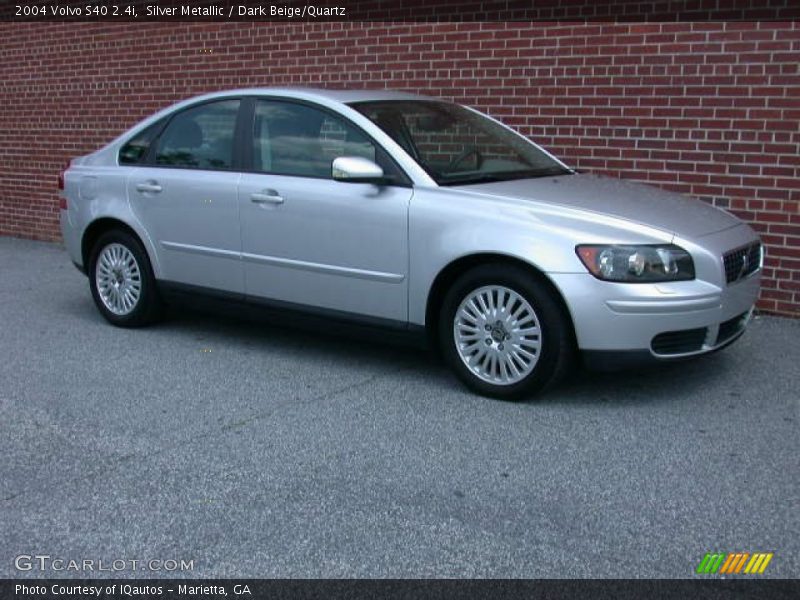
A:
[59, 88, 761, 399]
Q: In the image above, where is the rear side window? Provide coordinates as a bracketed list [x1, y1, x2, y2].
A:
[119, 120, 164, 165]
[154, 99, 240, 170]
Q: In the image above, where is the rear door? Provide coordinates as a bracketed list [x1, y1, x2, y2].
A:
[127, 98, 244, 293]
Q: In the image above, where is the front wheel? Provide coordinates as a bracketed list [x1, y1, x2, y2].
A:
[88, 230, 162, 327]
[439, 264, 574, 400]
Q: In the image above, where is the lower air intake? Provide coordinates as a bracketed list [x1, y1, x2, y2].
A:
[651, 328, 707, 355]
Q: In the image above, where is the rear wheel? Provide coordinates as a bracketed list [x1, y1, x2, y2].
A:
[88, 230, 161, 327]
[439, 264, 573, 400]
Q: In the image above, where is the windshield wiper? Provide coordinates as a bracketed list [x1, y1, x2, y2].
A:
[522, 167, 574, 179]
[439, 167, 572, 186]
[439, 174, 506, 185]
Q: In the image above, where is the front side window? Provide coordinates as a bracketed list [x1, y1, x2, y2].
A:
[352, 101, 571, 186]
[253, 101, 380, 179]
[154, 99, 240, 169]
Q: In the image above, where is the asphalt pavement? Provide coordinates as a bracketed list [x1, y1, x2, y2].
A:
[0, 236, 797, 578]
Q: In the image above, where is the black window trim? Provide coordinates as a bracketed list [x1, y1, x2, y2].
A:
[240, 96, 413, 188]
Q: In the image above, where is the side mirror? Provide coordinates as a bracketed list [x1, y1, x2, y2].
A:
[332, 156, 389, 184]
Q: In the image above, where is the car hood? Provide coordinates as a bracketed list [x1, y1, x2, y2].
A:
[455, 173, 740, 239]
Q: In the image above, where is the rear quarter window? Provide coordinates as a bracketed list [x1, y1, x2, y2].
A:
[118, 120, 165, 165]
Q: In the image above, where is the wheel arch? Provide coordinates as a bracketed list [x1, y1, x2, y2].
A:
[424, 253, 577, 350]
[81, 218, 158, 276]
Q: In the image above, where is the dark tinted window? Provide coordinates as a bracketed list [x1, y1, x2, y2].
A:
[119, 120, 164, 165]
[253, 101, 379, 179]
[155, 99, 240, 169]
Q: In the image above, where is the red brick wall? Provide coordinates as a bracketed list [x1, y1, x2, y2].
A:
[0, 21, 798, 315]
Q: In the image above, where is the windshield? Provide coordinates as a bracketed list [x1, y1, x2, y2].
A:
[351, 100, 572, 186]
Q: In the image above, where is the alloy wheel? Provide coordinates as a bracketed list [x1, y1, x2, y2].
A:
[95, 243, 142, 316]
[453, 285, 542, 385]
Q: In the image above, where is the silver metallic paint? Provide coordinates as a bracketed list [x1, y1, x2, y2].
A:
[60, 88, 761, 358]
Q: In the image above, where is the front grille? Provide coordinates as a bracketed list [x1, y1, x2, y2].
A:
[723, 242, 761, 284]
[716, 311, 749, 345]
[651, 327, 708, 355]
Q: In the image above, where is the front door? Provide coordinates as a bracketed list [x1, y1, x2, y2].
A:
[238, 99, 412, 322]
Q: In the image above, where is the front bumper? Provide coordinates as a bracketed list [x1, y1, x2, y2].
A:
[550, 225, 761, 364]
[580, 309, 753, 371]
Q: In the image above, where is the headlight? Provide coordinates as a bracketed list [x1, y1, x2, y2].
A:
[575, 244, 695, 282]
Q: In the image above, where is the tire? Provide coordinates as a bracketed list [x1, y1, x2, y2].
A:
[438, 263, 574, 400]
[88, 229, 162, 327]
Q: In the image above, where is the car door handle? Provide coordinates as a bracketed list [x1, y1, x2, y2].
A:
[250, 191, 284, 205]
[136, 182, 162, 194]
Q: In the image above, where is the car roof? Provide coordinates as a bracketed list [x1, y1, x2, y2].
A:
[186, 87, 442, 105]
